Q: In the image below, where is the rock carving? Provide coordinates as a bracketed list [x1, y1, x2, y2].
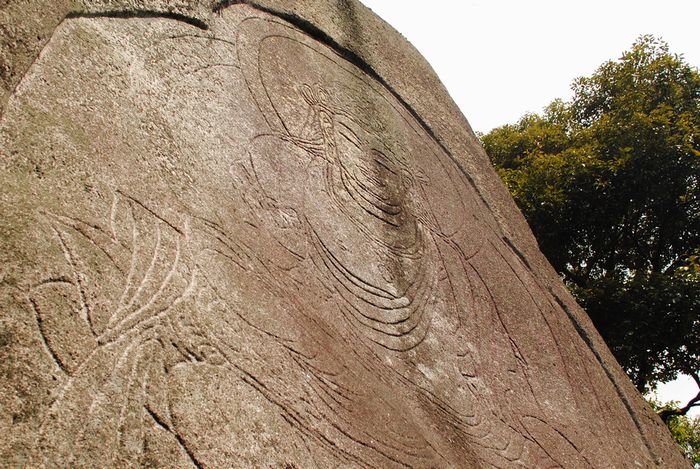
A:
[0, 1, 689, 467]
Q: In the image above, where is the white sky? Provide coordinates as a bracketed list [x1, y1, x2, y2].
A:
[361, 0, 700, 134]
[359, 0, 700, 416]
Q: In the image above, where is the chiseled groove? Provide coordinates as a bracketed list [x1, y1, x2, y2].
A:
[362, 150, 403, 191]
[195, 216, 256, 270]
[326, 237, 426, 317]
[361, 422, 434, 462]
[51, 214, 127, 275]
[312, 223, 432, 314]
[30, 298, 71, 375]
[198, 303, 373, 467]
[550, 291, 660, 465]
[356, 169, 391, 201]
[316, 238, 425, 322]
[314, 376, 353, 412]
[324, 196, 423, 258]
[212, 0, 244, 13]
[342, 154, 403, 211]
[312, 228, 400, 301]
[114, 207, 140, 316]
[119, 192, 184, 235]
[409, 384, 529, 465]
[342, 168, 401, 222]
[98, 233, 186, 346]
[308, 224, 436, 350]
[49, 222, 96, 337]
[172, 426, 205, 469]
[501, 235, 532, 270]
[525, 415, 595, 468]
[112, 223, 163, 327]
[324, 413, 413, 468]
[303, 370, 352, 415]
[491, 237, 584, 413]
[235, 369, 378, 468]
[65, 9, 209, 30]
[337, 165, 401, 227]
[289, 353, 353, 409]
[373, 153, 400, 176]
[341, 303, 431, 353]
[340, 282, 429, 337]
[461, 241, 534, 376]
[360, 336, 538, 466]
[320, 249, 405, 321]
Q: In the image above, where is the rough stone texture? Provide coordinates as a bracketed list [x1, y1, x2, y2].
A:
[0, 1, 689, 467]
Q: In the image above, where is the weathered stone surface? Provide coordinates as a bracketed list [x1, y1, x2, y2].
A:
[0, 1, 689, 467]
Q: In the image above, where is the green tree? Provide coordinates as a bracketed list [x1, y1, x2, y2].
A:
[649, 399, 700, 466]
[670, 414, 700, 467]
[481, 35, 700, 414]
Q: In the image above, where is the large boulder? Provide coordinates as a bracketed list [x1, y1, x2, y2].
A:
[0, 1, 688, 467]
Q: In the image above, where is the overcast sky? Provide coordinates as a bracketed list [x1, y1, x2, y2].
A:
[361, 0, 700, 134]
[359, 0, 700, 415]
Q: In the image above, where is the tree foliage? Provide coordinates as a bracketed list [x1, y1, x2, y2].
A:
[649, 399, 700, 466]
[481, 36, 700, 397]
[670, 414, 700, 467]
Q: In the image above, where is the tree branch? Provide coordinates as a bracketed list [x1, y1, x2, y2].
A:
[659, 372, 700, 422]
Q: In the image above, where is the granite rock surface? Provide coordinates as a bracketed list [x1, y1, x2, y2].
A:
[0, 1, 689, 467]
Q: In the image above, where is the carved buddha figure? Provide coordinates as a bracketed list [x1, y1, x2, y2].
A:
[247, 81, 440, 351]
